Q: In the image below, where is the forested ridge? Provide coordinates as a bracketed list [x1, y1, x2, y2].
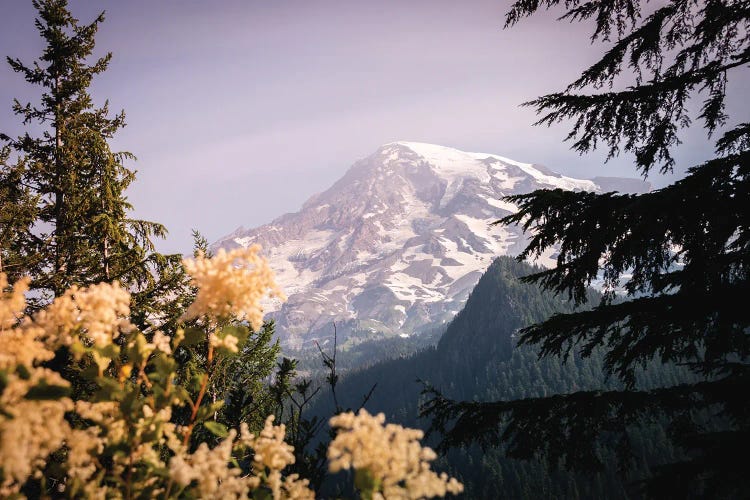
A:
[310, 257, 692, 498]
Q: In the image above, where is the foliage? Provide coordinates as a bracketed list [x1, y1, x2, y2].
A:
[309, 257, 688, 497]
[0, 3, 466, 498]
[423, 1, 750, 497]
[0, 147, 36, 283]
[0, 0, 178, 309]
[0, 247, 462, 498]
[270, 328, 379, 494]
[328, 409, 463, 500]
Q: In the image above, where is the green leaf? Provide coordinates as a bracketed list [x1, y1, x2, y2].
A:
[189, 373, 205, 392]
[141, 421, 163, 442]
[96, 343, 120, 359]
[81, 363, 100, 381]
[150, 354, 176, 381]
[196, 401, 224, 422]
[127, 333, 148, 366]
[25, 381, 71, 400]
[69, 341, 86, 358]
[354, 468, 380, 498]
[203, 421, 229, 438]
[254, 487, 273, 500]
[172, 386, 192, 405]
[119, 386, 141, 414]
[94, 377, 124, 402]
[16, 364, 31, 380]
[182, 327, 206, 347]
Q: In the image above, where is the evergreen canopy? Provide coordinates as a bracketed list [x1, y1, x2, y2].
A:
[423, 0, 750, 497]
[0, 0, 172, 305]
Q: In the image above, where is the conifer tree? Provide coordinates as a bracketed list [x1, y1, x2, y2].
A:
[0, 148, 36, 281]
[423, 1, 749, 497]
[0, 0, 172, 306]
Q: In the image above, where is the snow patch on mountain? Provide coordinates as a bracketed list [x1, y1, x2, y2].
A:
[213, 142, 650, 348]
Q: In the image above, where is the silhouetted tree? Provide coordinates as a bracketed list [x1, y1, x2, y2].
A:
[423, 1, 749, 497]
[0, 0, 174, 308]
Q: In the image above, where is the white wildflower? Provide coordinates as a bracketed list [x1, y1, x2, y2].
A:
[181, 246, 285, 329]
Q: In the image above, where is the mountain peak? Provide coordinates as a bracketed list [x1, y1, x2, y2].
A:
[390, 140, 527, 167]
[212, 143, 649, 348]
[377, 141, 600, 192]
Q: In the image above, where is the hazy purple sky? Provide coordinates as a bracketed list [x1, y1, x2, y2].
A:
[2, 1, 747, 253]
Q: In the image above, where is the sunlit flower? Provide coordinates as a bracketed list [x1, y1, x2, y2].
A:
[210, 332, 239, 353]
[181, 246, 285, 329]
[0, 368, 73, 496]
[168, 430, 254, 499]
[149, 330, 172, 354]
[329, 409, 464, 499]
[0, 274, 29, 330]
[240, 416, 314, 500]
[33, 281, 132, 351]
[0, 274, 52, 371]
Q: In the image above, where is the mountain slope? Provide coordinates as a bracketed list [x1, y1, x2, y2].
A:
[213, 142, 650, 347]
[311, 257, 689, 499]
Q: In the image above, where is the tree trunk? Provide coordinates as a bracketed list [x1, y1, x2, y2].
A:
[53, 74, 66, 296]
[102, 166, 110, 282]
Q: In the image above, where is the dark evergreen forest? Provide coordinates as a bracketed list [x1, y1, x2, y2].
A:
[308, 257, 691, 498]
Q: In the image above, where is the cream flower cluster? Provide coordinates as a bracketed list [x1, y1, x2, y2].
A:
[148, 330, 173, 354]
[182, 245, 286, 330]
[0, 274, 28, 330]
[0, 276, 52, 370]
[33, 280, 132, 350]
[0, 276, 134, 496]
[168, 416, 313, 500]
[210, 332, 239, 353]
[1, 276, 105, 496]
[169, 431, 252, 499]
[239, 416, 314, 500]
[75, 401, 180, 488]
[328, 409, 464, 499]
[1, 268, 460, 500]
[0, 368, 74, 496]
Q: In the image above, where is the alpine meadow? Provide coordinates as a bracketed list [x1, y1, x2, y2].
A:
[0, 1, 748, 499]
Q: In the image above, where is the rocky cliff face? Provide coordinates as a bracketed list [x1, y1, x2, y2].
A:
[212, 142, 649, 348]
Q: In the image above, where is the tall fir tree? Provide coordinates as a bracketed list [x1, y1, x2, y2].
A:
[0, 0, 172, 307]
[423, 1, 749, 497]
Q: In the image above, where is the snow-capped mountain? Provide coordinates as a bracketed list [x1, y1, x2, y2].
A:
[212, 142, 649, 348]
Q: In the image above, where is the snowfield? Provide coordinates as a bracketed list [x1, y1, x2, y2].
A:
[212, 142, 650, 347]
